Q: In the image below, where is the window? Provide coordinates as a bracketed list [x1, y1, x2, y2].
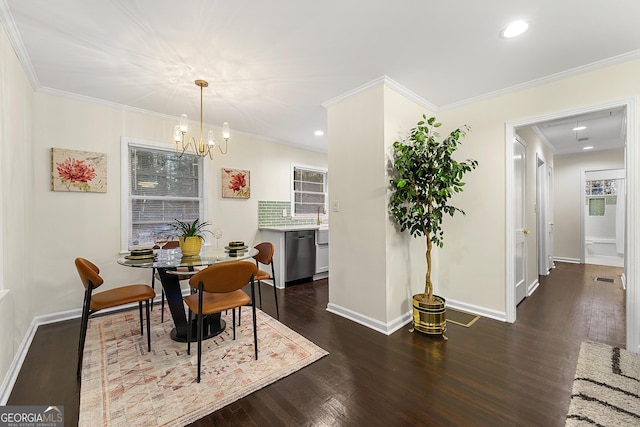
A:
[588, 198, 606, 216]
[585, 179, 617, 217]
[291, 165, 327, 216]
[123, 141, 203, 248]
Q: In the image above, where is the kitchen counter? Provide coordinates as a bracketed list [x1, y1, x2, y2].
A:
[259, 225, 328, 232]
[259, 225, 329, 288]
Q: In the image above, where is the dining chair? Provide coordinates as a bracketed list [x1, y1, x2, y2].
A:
[75, 257, 155, 379]
[252, 242, 279, 319]
[184, 261, 258, 383]
[237, 242, 279, 326]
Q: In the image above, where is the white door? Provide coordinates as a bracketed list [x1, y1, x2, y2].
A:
[547, 166, 555, 271]
[514, 137, 528, 304]
[537, 155, 549, 275]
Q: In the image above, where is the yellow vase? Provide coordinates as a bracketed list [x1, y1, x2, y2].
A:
[179, 236, 202, 257]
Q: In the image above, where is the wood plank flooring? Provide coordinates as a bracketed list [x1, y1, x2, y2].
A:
[7, 262, 625, 426]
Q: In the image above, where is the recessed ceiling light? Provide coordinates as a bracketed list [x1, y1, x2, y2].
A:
[501, 20, 529, 38]
[314, 130, 324, 136]
[583, 146, 594, 150]
[573, 126, 587, 131]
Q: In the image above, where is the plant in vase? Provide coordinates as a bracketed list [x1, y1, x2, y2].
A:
[170, 218, 212, 257]
[389, 115, 478, 338]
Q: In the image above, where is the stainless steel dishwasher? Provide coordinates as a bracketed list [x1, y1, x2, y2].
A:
[285, 230, 316, 283]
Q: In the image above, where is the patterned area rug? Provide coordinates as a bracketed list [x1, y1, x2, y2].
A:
[79, 307, 328, 426]
[566, 341, 640, 426]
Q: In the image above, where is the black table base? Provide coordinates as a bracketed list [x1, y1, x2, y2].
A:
[156, 267, 226, 342]
[169, 317, 226, 343]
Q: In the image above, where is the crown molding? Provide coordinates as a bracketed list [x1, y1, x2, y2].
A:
[0, 0, 39, 90]
[322, 75, 438, 113]
[440, 50, 640, 111]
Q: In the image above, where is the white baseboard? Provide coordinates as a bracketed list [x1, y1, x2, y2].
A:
[326, 297, 507, 336]
[0, 295, 168, 405]
[554, 257, 581, 264]
[326, 303, 412, 335]
[527, 279, 540, 296]
[444, 298, 507, 322]
[0, 317, 37, 405]
[313, 272, 328, 281]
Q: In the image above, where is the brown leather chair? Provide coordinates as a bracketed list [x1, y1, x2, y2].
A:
[75, 257, 156, 379]
[184, 261, 258, 383]
[246, 242, 279, 320]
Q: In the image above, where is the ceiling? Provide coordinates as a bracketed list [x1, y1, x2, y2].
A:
[530, 107, 627, 156]
[2, 0, 640, 153]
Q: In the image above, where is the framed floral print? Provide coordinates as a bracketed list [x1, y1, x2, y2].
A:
[221, 168, 250, 199]
[51, 148, 107, 193]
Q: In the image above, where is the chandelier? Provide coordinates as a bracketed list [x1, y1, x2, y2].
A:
[173, 79, 230, 159]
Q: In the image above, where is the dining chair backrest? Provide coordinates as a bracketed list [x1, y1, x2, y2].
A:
[189, 261, 257, 294]
[253, 242, 274, 266]
[75, 257, 105, 290]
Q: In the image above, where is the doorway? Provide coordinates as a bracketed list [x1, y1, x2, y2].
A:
[583, 168, 625, 268]
[505, 98, 638, 353]
[536, 154, 554, 276]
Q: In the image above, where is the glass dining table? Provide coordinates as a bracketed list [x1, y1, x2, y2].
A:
[118, 246, 258, 342]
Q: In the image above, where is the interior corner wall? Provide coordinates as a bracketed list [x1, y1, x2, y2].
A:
[553, 149, 624, 260]
[382, 86, 437, 324]
[0, 21, 34, 394]
[326, 85, 388, 323]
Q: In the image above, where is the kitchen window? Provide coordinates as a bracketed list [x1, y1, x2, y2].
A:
[122, 139, 204, 249]
[291, 164, 327, 216]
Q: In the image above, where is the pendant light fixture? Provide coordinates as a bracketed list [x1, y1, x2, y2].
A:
[173, 79, 230, 159]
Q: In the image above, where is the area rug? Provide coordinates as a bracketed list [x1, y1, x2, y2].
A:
[566, 341, 640, 426]
[79, 307, 328, 426]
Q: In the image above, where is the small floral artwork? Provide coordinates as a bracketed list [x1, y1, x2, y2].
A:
[222, 168, 250, 199]
[51, 148, 107, 193]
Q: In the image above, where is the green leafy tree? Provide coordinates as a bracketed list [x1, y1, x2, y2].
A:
[389, 115, 478, 302]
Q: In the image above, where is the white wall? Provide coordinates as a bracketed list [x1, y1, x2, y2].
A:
[382, 87, 437, 324]
[554, 150, 624, 260]
[326, 81, 437, 332]
[327, 85, 388, 324]
[0, 21, 33, 395]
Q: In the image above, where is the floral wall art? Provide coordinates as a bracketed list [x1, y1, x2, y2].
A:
[51, 148, 107, 193]
[222, 168, 250, 199]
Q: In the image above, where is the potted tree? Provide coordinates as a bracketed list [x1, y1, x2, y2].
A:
[170, 218, 212, 257]
[389, 115, 478, 338]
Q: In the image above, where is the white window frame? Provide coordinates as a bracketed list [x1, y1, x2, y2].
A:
[290, 163, 328, 217]
[120, 137, 208, 252]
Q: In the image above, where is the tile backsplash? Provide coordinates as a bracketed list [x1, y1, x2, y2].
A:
[258, 200, 328, 227]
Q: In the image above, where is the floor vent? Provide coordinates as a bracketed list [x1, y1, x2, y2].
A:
[595, 277, 615, 283]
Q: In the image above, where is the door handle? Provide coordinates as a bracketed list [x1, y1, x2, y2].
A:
[549, 222, 554, 227]
[523, 228, 530, 235]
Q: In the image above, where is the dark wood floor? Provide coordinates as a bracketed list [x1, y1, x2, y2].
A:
[8, 262, 625, 426]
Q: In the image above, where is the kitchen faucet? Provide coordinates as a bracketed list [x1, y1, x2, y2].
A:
[317, 205, 325, 225]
